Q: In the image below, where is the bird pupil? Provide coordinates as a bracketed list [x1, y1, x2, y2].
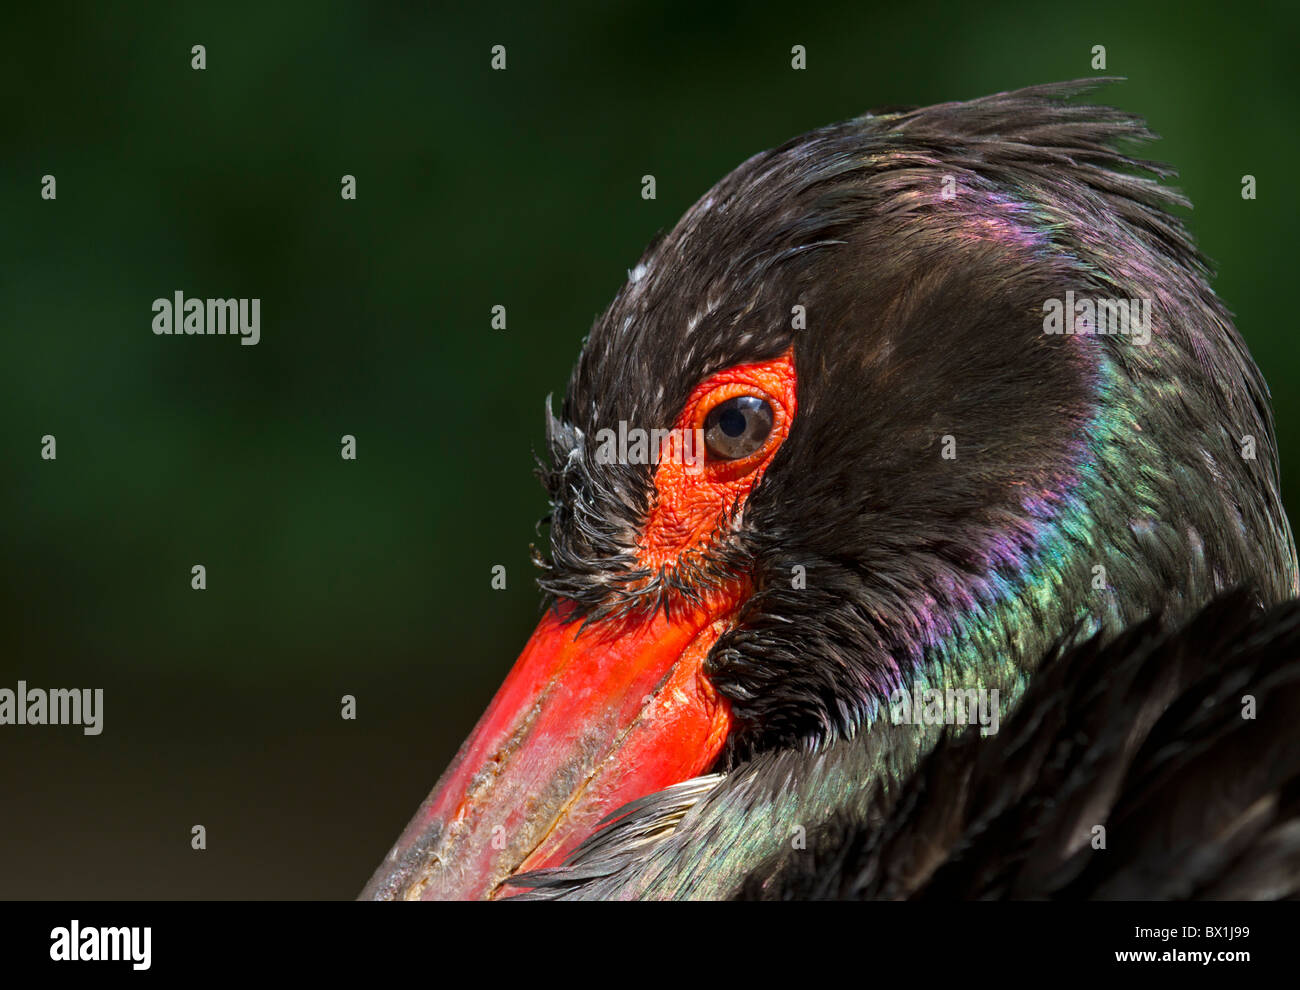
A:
[720, 408, 747, 437]
[702, 394, 774, 462]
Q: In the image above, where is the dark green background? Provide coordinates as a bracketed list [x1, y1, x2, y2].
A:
[3, 2, 1296, 898]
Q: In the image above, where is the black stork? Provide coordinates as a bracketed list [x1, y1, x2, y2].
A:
[361, 80, 1300, 900]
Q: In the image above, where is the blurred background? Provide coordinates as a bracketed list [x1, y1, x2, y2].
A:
[2, 1, 1296, 898]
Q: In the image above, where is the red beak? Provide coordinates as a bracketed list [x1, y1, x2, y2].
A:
[362, 351, 797, 900]
[360, 594, 739, 900]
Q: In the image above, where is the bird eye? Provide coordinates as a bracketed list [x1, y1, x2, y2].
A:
[703, 395, 774, 461]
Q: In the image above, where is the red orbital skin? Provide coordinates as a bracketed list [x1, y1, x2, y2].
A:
[639, 347, 798, 573]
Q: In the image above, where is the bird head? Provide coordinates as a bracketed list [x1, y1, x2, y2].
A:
[362, 80, 1296, 900]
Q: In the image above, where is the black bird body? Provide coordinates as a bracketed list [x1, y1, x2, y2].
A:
[748, 593, 1300, 900]
[363, 81, 1299, 900]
